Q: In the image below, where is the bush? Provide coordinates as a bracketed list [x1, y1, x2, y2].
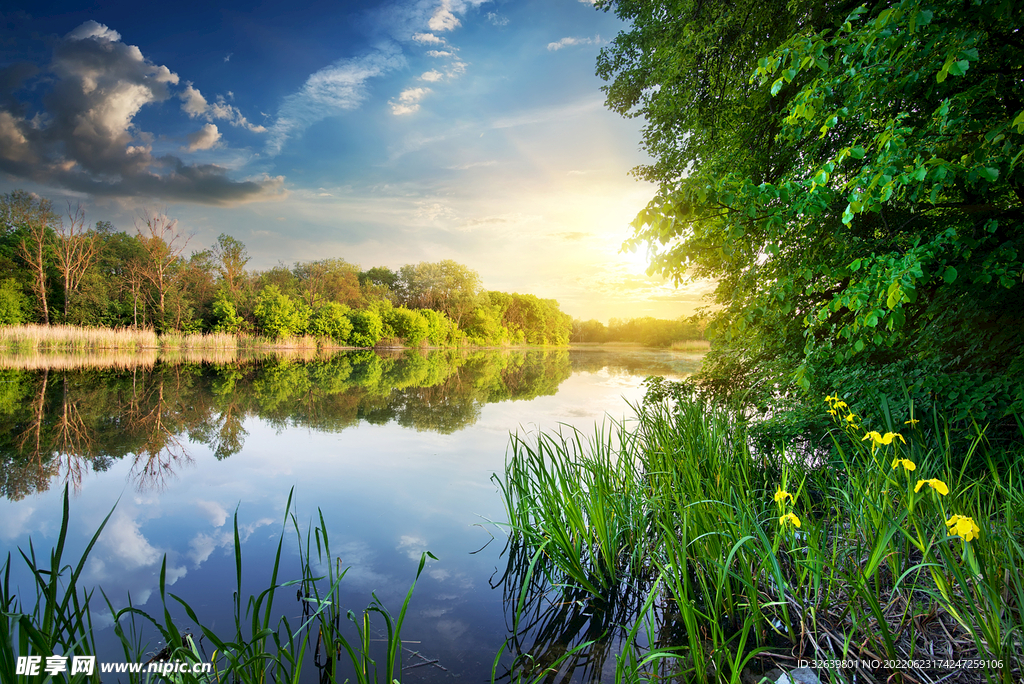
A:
[0, 279, 29, 325]
[346, 309, 384, 347]
[254, 285, 308, 339]
[309, 301, 353, 343]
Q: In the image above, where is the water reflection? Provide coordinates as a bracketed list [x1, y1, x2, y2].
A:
[0, 349, 575, 501]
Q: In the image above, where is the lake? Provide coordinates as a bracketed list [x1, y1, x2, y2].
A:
[0, 346, 700, 682]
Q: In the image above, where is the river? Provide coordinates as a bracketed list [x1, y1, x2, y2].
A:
[0, 346, 700, 683]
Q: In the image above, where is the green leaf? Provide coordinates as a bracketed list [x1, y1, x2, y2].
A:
[978, 166, 999, 182]
[854, 338, 865, 352]
[947, 59, 969, 77]
[851, 146, 866, 159]
[771, 78, 785, 96]
[943, 266, 958, 283]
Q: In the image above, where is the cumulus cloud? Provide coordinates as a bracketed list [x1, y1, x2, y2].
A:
[0, 21, 283, 204]
[389, 87, 431, 115]
[428, 1, 462, 31]
[420, 69, 443, 82]
[266, 43, 405, 154]
[180, 83, 266, 132]
[184, 123, 221, 151]
[486, 12, 509, 26]
[412, 32, 445, 44]
[426, 49, 452, 57]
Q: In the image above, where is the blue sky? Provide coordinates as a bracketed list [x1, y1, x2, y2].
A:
[0, 0, 710, 321]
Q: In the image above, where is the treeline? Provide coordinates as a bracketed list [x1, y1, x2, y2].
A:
[0, 191, 571, 347]
[572, 316, 706, 347]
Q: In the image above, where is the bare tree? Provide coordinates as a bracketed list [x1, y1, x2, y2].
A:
[134, 210, 190, 329]
[52, 203, 99, 322]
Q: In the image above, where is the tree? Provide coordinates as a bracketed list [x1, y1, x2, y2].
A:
[608, 0, 1024, 426]
[293, 258, 361, 308]
[212, 234, 250, 294]
[254, 284, 308, 339]
[135, 210, 190, 330]
[309, 301, 353, 343]
[1, 191, 58, 324]
[398, 260, 482, 326]
[52, 203, 100, 322]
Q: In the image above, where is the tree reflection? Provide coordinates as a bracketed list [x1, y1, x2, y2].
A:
[0, 349, 574, 500]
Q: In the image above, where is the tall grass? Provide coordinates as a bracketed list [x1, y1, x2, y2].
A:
[1, 487, 431, 684]
[0, 324, 159, 351]
[496, 391, 1024, 683]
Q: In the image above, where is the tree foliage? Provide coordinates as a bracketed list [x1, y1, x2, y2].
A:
[603, 0, 1024, 428]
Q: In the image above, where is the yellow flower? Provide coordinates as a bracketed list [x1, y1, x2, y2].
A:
[825, 394, 838, 404]
[833, 401, 848, 410]
[827, 408, 838, 416]
[774, 486, 793, 505]
[915, 478, 949, 495]
[892, 457, 916, 471]
[779, 512, 801, 528]
[946, 515, 980, 542]
[862, 431, 906, 449]
[904, 418, 920, 426]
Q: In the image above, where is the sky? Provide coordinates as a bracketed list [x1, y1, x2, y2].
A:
[0, 0, 711, 322]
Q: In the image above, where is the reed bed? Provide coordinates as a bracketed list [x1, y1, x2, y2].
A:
[0, 324, 159, 351]
[497, 391, 1024, 683]
[158, 332, 239, 350]
[668, 339, 710, 352]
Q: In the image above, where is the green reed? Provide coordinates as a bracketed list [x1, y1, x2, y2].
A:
[496, 390, 1024, 683]
[2, 487, 429, 684]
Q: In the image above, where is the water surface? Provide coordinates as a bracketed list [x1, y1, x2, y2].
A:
[0, 347, 700, 682]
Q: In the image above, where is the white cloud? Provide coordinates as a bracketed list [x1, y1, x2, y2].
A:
[412, 32, 445, 44]
[194, 499, 230, 527]
[389, 87, 431, 115]
[179, 83, 208, 116]
[420, 69, 443, 82]
[429, 1, 462, 31]
[102, 513, 161, 570]
[180, 82, 266, 132]
[547, 35, 604, 51]
[267, 43, 406, 153]
[426, 49, 452, 57]
[185, 123, 221, 151]
[486, 12, 509, 26]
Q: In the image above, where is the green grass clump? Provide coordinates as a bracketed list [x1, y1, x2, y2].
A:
[496, 389, 1024, 683]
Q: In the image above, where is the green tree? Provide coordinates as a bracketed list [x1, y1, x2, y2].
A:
[346, 309, 385, 348]
[608, 0, 1024, 425]
[398, 260, 482, 326]
[212, 291, 246, 334]
[0, 278, 28, 325]
[309, 301, 353, 343]
[211, 233, 250, 295]
[254, 285, 308, 339]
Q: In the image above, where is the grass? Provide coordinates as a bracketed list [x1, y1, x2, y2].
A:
[1, 487, 431, 684]
[669, 339, 710, 352]
[496, 390, 1024, 683]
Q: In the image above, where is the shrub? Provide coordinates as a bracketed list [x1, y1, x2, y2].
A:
[309, 301, 353, 343]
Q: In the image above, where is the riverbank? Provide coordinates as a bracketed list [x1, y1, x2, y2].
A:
[498, 386, 1024, 683]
